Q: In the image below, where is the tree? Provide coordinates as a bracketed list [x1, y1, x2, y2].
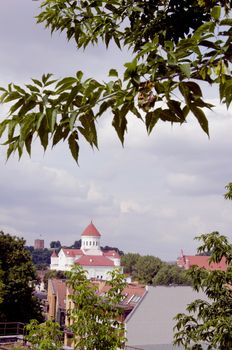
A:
[28, 247, 52, 268]
[50, 241, 61, 249]
[0, 231, 43, 323]
[173, 232, 232, 350]
[25, 319, 63, 350]
[0, 267, 5, 305]
[0, 1, 231, 162]
[121, 252, 141, 275]
[66, 265, 126, 350]
[71, 239, 81, 249]
[152, 263, 192, 286]
[134, 255, 163, 284]
[43, 269, 66, 290]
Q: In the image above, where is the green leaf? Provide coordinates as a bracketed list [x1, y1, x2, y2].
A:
[4, 92, 22, 103]
[68, 132, 79, 163]
[56, 77, 77, 88]
[112, 109, 127, 145]
[9, 98, 25, 114]
[0, 120, 9, 138]
[32, 79, 43, 87]
[25, 133, 33, 156]
[211, 6, 221, 21]
[69, 112, 78, 130]
[190, 105, 209, 136]
[76, 71, 83, 81]
[145, 111, 159, 134]
[109, 69, 118, 78]
[180, 64, 191, 78]
[26, 84, 40, 93]
[185, 82, 202, 97]
[220, 18, 232, 26]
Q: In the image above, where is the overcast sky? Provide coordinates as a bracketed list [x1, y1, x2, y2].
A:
[0, 0, 232, 260]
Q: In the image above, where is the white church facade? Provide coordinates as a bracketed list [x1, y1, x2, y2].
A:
[50, 222, 122, 280]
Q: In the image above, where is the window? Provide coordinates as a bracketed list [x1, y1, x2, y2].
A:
[90, 241, 91, 246]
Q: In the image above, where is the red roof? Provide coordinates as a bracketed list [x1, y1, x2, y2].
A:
[62, 249, 83, 257]
[81, 222, 101, 237]
[51, 250, 58, 257]
[177, 255, 228, 271]
[75, 255, 114, 267]
[103, 250, 120, 259]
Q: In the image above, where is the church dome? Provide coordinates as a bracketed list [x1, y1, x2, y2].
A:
[81, 222, 101, 237]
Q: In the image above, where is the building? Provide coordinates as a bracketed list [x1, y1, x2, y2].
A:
[177, 250, 228, 271]
[47, 279, 66, 328]
[34, 239, 44, 250]
[125, 286, 208, 350]
[50, 222, 122, 280]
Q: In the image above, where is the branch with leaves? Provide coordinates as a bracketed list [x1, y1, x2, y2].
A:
[0, 0, 231, 162]
[66, 265, 127, 350]
[173, 232, 232, 350]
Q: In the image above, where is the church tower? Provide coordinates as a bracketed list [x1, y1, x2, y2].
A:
[81, 221, 102, 255]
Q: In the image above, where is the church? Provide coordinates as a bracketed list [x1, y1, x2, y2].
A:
[50, 222, 122, 280]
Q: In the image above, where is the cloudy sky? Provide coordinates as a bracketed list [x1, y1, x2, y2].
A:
[0, 0, 232, 260]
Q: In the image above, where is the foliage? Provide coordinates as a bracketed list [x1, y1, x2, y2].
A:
[25, 319, 63, 350]
[0, 1, 231, 161]
[224, 182, 232, 200]
[0, 231, 43, 323]
[0, 267, 5, 304]
[70, 239, 81, 249]
[66, 265, 126, 350]
[50, 241, 61, 249]
[43, 269, 66, 290]
[26, 247, 51, 268]
[152, 263, 192, 286]
[101, 245, 124, 256]
[134, 255, 163, 284]
[121, 252, 141, 275]
[173, 232, 232, 350]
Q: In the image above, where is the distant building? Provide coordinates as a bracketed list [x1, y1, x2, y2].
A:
[50, 222, 122, 280]
[34, 239, 44, 250]
[177, 250, 228, 271]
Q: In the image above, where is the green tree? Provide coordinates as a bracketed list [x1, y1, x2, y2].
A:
[0, 1, 231, 161]
[71, 239, 81, 249]
[134, 255, 163, 284]
[25, 319, 63, 350]
[43, 269, 66, 290]
[121, 252, 141, 275]
[0, 267, 5, 304]
[0, 231, 43, 323]
[224, 182, 232, 200]
[66, 265, 126, 350]
[173, 232, 232, 350]
[50, 241, 61, 249]
[152, 263, 192, 286]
